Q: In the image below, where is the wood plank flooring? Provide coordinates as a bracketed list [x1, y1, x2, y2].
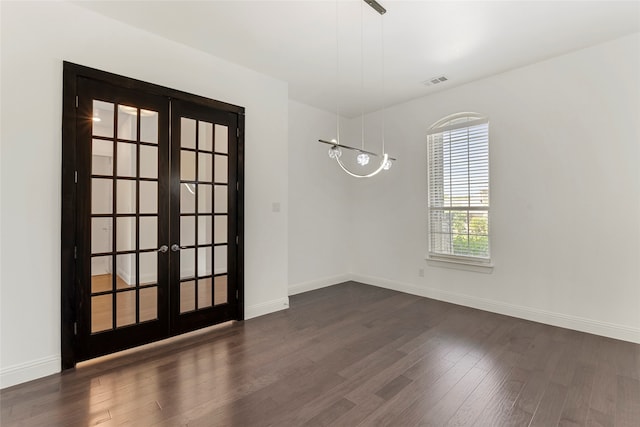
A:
[1, 282, 639, 426]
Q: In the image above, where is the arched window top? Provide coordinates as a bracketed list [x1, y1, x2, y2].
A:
[428, 112, 488, 135]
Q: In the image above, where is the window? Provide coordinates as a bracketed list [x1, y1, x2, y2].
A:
[427, 112, 490, 263]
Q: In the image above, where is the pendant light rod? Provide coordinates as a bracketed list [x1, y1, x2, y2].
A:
[318, 139, 397, 161]
[364, 0, 386, 15]
[360, 0, 365, 151]
[381, 7, 386, 154]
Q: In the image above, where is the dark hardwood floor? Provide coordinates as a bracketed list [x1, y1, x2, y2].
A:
[2, 282, 639, 426]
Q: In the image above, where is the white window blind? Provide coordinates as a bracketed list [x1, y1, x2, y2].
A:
[427, 113, 490, 261]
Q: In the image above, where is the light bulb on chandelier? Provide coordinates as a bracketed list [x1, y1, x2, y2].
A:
[356, 153, 370, 166]
[328, 146, 342, 159]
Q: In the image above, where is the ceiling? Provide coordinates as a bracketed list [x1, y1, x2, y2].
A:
[74, 1, 640, 117]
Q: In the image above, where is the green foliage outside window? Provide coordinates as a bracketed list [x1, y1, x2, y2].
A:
[451, 212, 489, 257]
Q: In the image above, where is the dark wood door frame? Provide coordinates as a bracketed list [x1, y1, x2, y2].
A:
[61, 62, 245, 369]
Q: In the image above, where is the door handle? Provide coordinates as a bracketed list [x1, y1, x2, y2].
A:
[171, 244, 182, 252]
[157, 245, 169, 253]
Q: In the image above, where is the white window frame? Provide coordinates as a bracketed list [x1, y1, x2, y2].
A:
[426, 112, 492, 269]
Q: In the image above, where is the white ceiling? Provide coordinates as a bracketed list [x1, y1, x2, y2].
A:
[75, 0, 640, 117]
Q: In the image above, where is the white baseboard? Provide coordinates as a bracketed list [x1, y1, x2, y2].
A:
[245, 297, 290, 320]
[3, 276, 635, 390]
[116, 267, 135, 286]
[0, 355, 60, 390]
[350, 274, 640, 344]
[288, 274, 352, 296]
[140, 273, 156, 285]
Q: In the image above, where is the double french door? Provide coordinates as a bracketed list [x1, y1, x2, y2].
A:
[62, 64, 244, 366]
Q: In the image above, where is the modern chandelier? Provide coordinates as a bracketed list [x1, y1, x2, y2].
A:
[319, 0, 396, 178]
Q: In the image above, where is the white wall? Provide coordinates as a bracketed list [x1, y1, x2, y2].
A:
[0, 1, 289, 388]
[349, 33, 640, 343]
[287, 101, 352, 294]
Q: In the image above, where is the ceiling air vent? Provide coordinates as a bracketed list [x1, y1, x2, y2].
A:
[423, 76, 448, 86]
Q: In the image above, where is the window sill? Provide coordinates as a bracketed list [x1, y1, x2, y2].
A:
[425, 255, 494, 274]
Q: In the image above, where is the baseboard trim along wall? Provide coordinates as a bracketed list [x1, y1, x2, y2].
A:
[0, 355, 60, 390]
[350, 274, 640, 344]
[288, 274, 353, 296]
[2, 297, 291, 389]
[5, 274, 636, 389]
[245, 297, 290, 320]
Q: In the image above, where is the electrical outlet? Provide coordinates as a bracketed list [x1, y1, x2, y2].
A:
[418, 268, 425, 277]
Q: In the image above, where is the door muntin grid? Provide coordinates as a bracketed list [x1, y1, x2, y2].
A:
[90, 100, 161, 333]
[178, 118, 229, 314]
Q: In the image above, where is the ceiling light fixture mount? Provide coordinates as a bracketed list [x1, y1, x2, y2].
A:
[364, 0, 386, 15]
[318, 0, 395, 179]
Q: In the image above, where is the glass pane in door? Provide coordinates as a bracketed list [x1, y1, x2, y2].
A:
[180, 118, 196, 149]
[139, 252, 157, 285]
[214, 155, 227, 183]
[139, 181, 158, 214]
[199, 121, 213, 151]
[117, 142, 136, 177]
[198, 247, 212, 276]
[139, 287, 158, 322]
[91, 179, 112, 214]
[116, 253, 136, 289]
[180, 248, 195, 280]
[214, 275, 228, 305]
[198, 216, 212, 245]
[92, 140, 112, 175]
[91, 255, 112, 291]
[92, 218, 112, 254]
[198, 278, 212, 309]
[180, 216, 196, 247]
[198, 153, 213, 182]
[181, 151, 196, 181]
[118, 105, 138, 140]
[139, 217, 158, 250]
[214, 185, 227, 213]
[139, 145, 158, 178]
[92, 101, 114, 138]
[214, 124, 228, 154]
[116, 180, 136, 214]
[198, 184, 213, 213]
[181, 183, 196, 213]
[180, 281, 196, 313]
[116, 291, 136, 327]
[91, 294, 112, 333]
[140, 110, 159, 144]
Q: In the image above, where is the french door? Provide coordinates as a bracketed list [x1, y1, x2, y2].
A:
[62, 63, 244, 366]
[169, 100, 239, 334]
